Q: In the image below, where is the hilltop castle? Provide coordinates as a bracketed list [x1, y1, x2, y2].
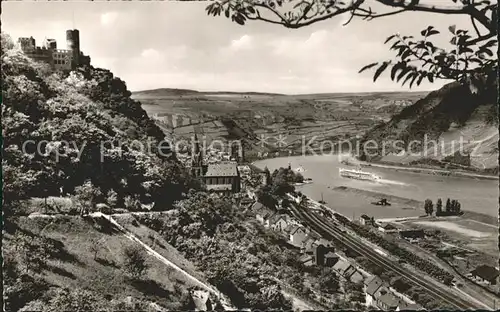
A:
[18, 29, 91, 71]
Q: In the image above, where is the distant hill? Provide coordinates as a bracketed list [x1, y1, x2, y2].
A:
[133, 88, 201, 97]
[132, 88, 284, 98]
[360, 81, 498, 171]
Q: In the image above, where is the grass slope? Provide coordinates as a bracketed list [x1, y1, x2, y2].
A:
[3, 215, 206, 311]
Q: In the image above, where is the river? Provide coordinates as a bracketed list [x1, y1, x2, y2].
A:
[254, 155, 498, 220]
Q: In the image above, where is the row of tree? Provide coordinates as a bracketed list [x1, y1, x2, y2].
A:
[424, 198, 462, 216]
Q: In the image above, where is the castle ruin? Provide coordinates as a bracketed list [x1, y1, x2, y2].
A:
[18, 29, 91, 71]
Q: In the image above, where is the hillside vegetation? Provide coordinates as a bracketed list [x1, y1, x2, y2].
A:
[2, 33, 197, 218]
[360, 81, 498, 171]
[3, 215, 199, 311]
[1, 32, 200, 311]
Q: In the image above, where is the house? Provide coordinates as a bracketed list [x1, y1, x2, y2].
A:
[470, 265, 499, 285]
[314, 244, 337, 266]
[343, 265, 358, 279]
[398, 302, 424, 310]
[288, 225, 310, 247]
[299, 254, 314, 267]
[332, 258, 353, 277]
[248, 164, 269, 186]
[204, 162, 240, 195]
[313, 237, 333, 249]
[239, 197, 255, 209]
[376, 292, 401, 310]
[301, 231, 323, 253]
[364, 276, 384, 308]
[378, 223, 398, 233]
[269, 213, 290, 231]
[349, 270, 365, 284]
[359, 214, 373, 226]
[399, 229, 425, 242]
[254, 203, 274, 225]
[323, 250, 339, 267]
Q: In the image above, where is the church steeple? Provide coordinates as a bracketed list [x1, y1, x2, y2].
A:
[191, 132, 203, 177]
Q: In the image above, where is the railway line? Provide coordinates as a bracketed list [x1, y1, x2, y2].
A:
[288, 202, 481, 310]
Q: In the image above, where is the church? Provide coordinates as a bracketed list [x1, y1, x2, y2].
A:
[190, 133, 240, 195]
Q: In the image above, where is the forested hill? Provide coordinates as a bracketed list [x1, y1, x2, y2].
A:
[1, 33, 195, 214]
[360, 80, 498, 171]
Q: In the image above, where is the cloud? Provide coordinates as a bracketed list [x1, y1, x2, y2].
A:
[230, 35, 253, 51]
[141, 48, 161, 59]
[100, 12, 118, 26]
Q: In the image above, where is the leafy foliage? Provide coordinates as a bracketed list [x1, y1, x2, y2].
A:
[122, 245, 150, 279]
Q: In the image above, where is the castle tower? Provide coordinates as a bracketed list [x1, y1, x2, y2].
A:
[66, 29, 80, 69]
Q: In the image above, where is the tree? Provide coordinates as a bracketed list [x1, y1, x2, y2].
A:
[106, 189, 118, 207]
[263, 166, 271, 185]
[88, 237, 103, 260]
[206, 1, 497, 91]
[436, 198, 442, 214]
[122, 245, 149, 280]
[451, 199, 457, 213]
[74, 180, 102, 215]
[318, 267, 339, 294]
[428, 199, 434, 216]
[424, 199, 433, 215]
[45, 288, 107, 312]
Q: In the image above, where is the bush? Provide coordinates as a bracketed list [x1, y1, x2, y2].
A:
[122, 245, 149, 279]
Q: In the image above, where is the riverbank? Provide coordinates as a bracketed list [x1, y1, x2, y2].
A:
[333, 186, 498, 227]
[359, 161, 499, 181]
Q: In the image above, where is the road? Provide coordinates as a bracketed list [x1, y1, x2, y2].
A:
[287, 203, 483, 310]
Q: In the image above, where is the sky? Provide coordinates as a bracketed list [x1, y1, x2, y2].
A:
[2, 1, 475, 94]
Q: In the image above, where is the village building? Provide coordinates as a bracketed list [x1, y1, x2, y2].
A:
[268, 213, 290, 231]
[248, 164, 269, 186]
[332, 258, 353, 277]
[301, 231, 323, 253]
[349, 269, 365, 284]
[397, 302, 424, 310]
[399, 229, 426, 242]
[364, 276, 384, 308]
[378, 223, 399, 233]
[239, 197, 254, 209]
[359, 214, 374, 226]
[312, 244, 337, 267]
[470, 265, 499, 285]
[287, 225, 309, 247]
[253, 202, 273, 224]
[376, 292, 401, 310]
[204, 162, 241, 195]
[299, 254, 315, 267]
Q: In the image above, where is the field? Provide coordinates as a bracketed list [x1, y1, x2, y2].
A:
[133, 89, 427, 158]
[405, 218, 498, 258]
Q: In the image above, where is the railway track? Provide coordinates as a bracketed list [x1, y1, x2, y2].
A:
[289, 203, 481, 310]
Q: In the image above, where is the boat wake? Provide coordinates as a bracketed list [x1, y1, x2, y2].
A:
[377, 178, 409, 186]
